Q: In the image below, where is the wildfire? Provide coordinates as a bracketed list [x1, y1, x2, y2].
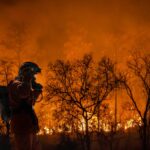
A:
[38, 116, 142, 135]
[37, 108, 143, 135]
[124, 119, 136, 130]
[124, 117, 142, 130]
[38, 126, 53, 135]
[101, 123, 111, 132]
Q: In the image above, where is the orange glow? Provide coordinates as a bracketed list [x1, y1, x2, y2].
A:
[0, 0, 149, 138]
[37, 114, 143, 135]
[38, 126, 53, 135]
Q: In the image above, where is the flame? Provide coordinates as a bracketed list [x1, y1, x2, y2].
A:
[124, 117, 142, 130]
[124, 119, 135, 130]
[78, 118, 86, 132]
[37, 112, 143, 135]
[38, 126, 53, 135]
[102, 123, 111, 132]
[38, 116, 142, 135]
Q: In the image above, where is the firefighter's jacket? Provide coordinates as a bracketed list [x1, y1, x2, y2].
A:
[8, 79, 39, 134]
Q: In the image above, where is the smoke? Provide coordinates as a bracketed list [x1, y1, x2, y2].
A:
[0, 0, 149, 67]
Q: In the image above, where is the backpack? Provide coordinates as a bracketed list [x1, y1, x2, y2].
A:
[0, 83, 12, 122]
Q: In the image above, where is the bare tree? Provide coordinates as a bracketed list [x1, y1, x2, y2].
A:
[122, 52, 150, 150]
[45, 54, 122, 150]
[0, 59, 15, 85]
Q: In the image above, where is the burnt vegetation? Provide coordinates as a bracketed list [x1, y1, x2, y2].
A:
[0, 52, 150, 150]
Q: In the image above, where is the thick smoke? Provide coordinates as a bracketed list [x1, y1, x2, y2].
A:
[0, 0, 149, 65]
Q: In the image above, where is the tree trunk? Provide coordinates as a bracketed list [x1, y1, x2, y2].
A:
[97, 108, 100, 132]
[142, 120, 148, 150]
[85, 119, 90, 150]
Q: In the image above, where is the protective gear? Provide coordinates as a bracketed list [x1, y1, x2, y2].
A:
[16, 62, 43, 102]
[9, 62, 42, 150]
[9, 77, 40, 134]
[19, 62, 41, 76]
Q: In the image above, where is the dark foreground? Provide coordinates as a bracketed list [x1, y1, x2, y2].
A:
[0, 132, 149, 150]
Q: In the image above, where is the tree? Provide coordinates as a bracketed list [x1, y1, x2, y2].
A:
[122, 52, 150, 150]
[46, 54, 122, 150]
[96, 103, 116, 150]
[0, 59, 15, 85]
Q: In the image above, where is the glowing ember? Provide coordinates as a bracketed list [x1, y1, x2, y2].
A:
[124, 117, 142, 130]
[124, 119, 135, 130]
[38, 126, 53, 135]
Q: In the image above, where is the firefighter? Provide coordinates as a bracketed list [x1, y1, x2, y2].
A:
[8, 62, 42, 150]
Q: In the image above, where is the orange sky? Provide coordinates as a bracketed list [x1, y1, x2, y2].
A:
[0, 0, 149, 67]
